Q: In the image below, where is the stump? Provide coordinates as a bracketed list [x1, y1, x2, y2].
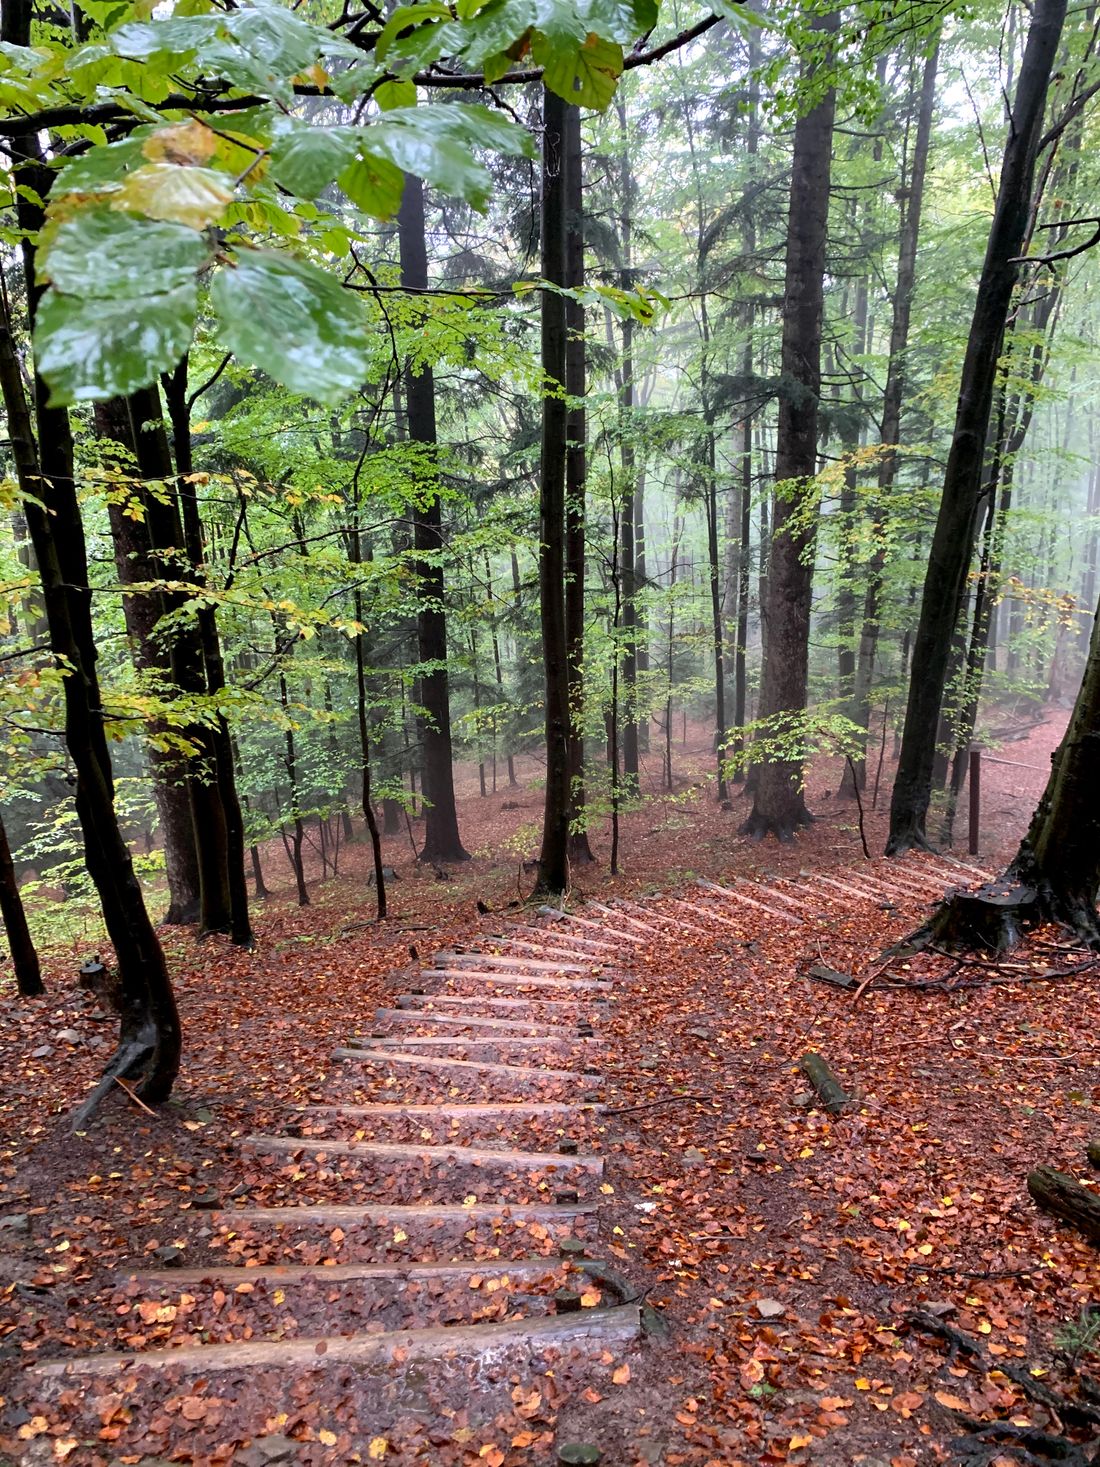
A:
[1027, 1165, 1100, 1244]
[926, 880, 1039, 953]
[798, 1053, 850, 1116]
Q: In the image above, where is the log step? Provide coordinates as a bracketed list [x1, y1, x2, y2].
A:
[244, 1134, 605, 1172]
[696, 878, 803, 925]
[333, 1048, 599, 1082]
[345, 1035, 594, 1051]
[434, 952, 588, 974]
[30, 1304, 642, 1378]
[127, 1258, 597, 1287]
[420, 969, 613, 992]
[373, 1008, 586, 1035]
[512, 925, 618, 955]
[396, 994, 607, 1013]
[301, 1101, 604, 1118]
[492, 936, 609, 962]
[538, 907, 647, 946]
[584, 901, 662, 938]
[216, 1200, 596, 1226]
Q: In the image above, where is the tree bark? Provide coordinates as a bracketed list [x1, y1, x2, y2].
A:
[0, 807, 43, 997]
[535, 86, 572, 897]
[888, 0, 1068, 852]
[93, 397, 202, 925]
[741, 9, 839, 840]
[161, 360, 253, 947]
[0, 8, 179, 1115]
[563, 101, 594, 865]
[398, 174, 468, 865]
[851, 41, 940, 788]
[917, 583, 1100, 951]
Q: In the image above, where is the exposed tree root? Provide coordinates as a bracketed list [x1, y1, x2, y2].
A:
[738, 805, 813, 843]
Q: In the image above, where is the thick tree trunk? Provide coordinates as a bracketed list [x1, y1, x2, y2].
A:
[126, 386, 235, 934]
[741, 10, 838, 840]
[0, 808, 43, 997]
[535, 86, 572, 897]
[398, 174, 468, 865]
[888, 0, 1067, 852]
[0, 19, 180, 1115]
[94, 398, 203, 925]
[917, 584, 1100, 951]
[564, 101, 594, 866]
[161, 361, 253, 947]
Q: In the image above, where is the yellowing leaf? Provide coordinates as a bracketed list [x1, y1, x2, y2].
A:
[580, 1289, 602, 1307]
[318, 1429, 337, 1446]
[368, 1440, 388, 1460]
[114, 163, 233, 229]
[612, 1363, 631, 1385]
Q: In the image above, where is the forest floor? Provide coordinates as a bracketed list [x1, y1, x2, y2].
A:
[2, 711, 1100, 1467]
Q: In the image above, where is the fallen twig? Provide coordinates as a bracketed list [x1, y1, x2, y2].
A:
[114, 1076, 156, 1117]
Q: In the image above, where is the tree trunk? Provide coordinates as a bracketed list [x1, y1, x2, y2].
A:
[0, 19, 180, 1116]
[852, 43, 940, 790]
[888, 0, 1067, 852]
[741, 9, 839, 840]
[0, 807, 43, 997]
[616, 96, 640, 795]
[161, 361, 254, 947]
[917, 584, 1100, 951]
[93, 397, 203, 925]
[398, 174, 468, 865]
[535, 86, 572, 897]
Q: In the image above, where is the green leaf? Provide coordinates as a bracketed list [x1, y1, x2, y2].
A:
[51, 134, 148, 195]
[113, 162, 234, 228]
[380, 102, 535, 159]
[269, 125, 358, 197]
[370, 122, 492, 210]
[43, 207, 210, 297]
[536, 31, 622, 109]
[375, 78, 417, 110]
[375, 2, 452, 62]
[111, 16, 220, 59]
[34, 284, 197, 405]
[211, 250, 370, 405]
[339, 153, 405, 219]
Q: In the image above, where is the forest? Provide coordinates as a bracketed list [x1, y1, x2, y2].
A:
[2, 0, 1100, 1463]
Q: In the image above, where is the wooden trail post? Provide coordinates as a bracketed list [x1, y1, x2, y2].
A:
[968, 746, 981, 856]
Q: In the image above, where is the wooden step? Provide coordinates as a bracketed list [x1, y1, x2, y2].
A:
[435, 952, 587, 974]
[373, 1008, 587, 1036]
[333, 1048, 599, 1082]
[509, 925, 618, 955]
[584, 901, 662, 938]
[216, 1199, 596, 1226]
[666, 897, 748, 932]
[301, 1101, 604, 1118]
[695, 878, 803, 925]
[420, 969, 612, 992]
[538, 907, 647, 946]
[396, 994, 606, 1014]
[491, 935, 610, 963]
[31, 1304, 642, 1378]
[346, 1035, 594, 1051]
[244, 1134, 604, 1173]
[128, 1257, 593, 1287]
[616, 898, 709, 936]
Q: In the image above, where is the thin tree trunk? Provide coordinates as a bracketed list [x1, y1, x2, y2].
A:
[853, 40, 940, 786]
[888, 0, 1068, 851]
[564, 101, 595, 863]
[535, 86, 572, 896]
[0, 808, 43, 997]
